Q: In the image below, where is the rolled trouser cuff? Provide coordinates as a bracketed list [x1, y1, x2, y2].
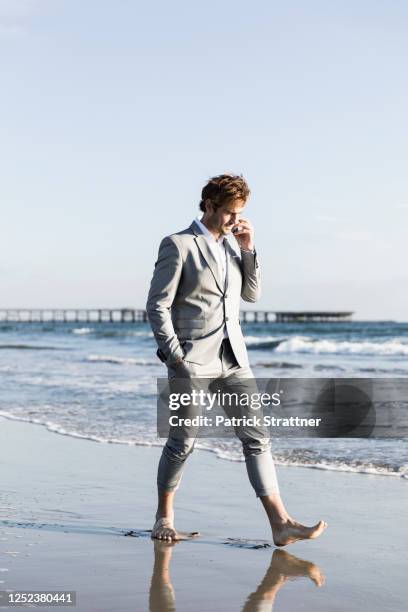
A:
[244, 449, 280, 498]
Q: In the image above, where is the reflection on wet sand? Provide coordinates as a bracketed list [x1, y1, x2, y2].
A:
[149, 540, 176, 612]
[242, 548, 325, 612]
[149, 541, 325, 612]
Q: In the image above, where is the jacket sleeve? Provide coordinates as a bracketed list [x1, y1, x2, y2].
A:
[240, 249, 261, 303]
[146, 236, 185, 365]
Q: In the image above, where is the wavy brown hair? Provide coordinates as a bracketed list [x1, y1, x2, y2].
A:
[199, 174, 250, 212]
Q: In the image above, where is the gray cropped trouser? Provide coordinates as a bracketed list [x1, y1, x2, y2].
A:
[157, 339, 280, 498]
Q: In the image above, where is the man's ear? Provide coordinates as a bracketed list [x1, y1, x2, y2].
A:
[204, 198, 213, 214]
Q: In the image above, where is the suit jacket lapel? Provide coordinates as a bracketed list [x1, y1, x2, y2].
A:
[195, 234, 224, 294]
[190, 221, 224, 294]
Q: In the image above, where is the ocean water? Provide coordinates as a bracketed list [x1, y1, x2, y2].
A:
[0, 320, 407, 478]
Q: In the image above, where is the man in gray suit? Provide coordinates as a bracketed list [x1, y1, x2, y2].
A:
[146, 174, 327, 546]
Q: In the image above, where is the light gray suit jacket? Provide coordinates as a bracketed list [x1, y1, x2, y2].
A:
[146, 220, 261, 367]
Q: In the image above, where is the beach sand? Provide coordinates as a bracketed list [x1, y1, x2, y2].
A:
[0, 416, 407, 611]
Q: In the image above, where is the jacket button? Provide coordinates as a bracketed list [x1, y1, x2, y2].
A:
[225, 317, 229, 321]
[224, 294, 228, 299]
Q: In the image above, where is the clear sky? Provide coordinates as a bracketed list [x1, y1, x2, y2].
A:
[1, 0, 407, 320]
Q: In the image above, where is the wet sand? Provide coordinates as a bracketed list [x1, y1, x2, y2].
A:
[0, 416, 407, 611]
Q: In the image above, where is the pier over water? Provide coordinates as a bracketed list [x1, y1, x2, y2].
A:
[0, 309, 354, 323]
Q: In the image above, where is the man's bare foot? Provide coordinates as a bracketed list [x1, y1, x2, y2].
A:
[151, 516, 178, 542]
[151, 515, 200, 541]
[272, 518, 328, 547]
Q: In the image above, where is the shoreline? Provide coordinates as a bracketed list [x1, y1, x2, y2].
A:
[1, 415, 407, 611]
[0, 413, 406, 479]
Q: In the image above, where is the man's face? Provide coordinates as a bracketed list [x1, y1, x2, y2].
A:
[208, 199, 246, 235]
